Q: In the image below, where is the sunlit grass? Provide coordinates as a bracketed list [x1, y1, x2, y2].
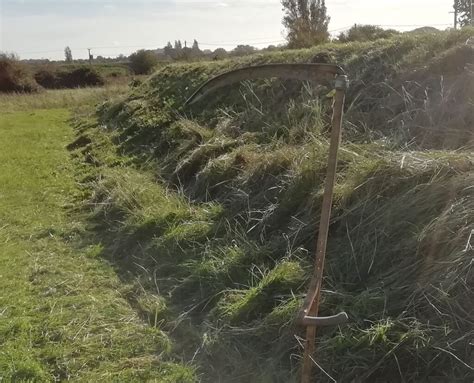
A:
[0, 84, 128, 113]
[0, 109, 196, 381]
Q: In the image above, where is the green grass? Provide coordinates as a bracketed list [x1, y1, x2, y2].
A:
[0, 85, 128, 114]
[0, 108, 196, 382]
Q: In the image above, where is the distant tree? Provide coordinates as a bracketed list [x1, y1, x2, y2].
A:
[64, 46, 73, 63]
[262, 45, 281, 52]
[163, 40, 203, 61]
[164, 42, 174, 58]
[454, 0, 472, 27]
[181, 46, 192, 61]
[338, 24, 399, 42]
[281, 0, 330, 48]
[1, 52, 19, 61]
[173, 40, 184, 59]
[266, 45, 277, 50]
[213, 48, 227, 60]
[174, 40, 183, 51]
[128, 49, 158, 74]
[231, 45, 256, 56]
[191, 39, 202, 58]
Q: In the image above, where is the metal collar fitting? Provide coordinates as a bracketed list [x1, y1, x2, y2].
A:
[334, 74, 349, 91]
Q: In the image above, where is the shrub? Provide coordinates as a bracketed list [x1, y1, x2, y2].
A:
[59, 67, 105, 88]
[0, 53, 39, 93]
[35, 66, 105, 89]
[338, 24, 399, 42]
[34, 68, 59, 89]
[129, 50, 158, 75]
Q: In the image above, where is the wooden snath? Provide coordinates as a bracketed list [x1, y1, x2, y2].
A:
[185, 63, 349, 383]
[299, 73, 349, 383]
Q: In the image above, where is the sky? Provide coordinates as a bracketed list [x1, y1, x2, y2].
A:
[0, 0, 456, 60]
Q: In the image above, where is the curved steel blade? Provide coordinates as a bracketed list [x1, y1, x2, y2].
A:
[185, 63, 345, 106]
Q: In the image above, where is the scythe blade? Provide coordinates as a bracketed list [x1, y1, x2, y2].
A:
[185, 63, 345, 106]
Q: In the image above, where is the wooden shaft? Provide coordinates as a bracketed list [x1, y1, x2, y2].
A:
[301, 83, 347, 383]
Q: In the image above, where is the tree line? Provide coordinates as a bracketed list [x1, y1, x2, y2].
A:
[281, 0, 472, 48]
[161, 39, 260, 61]
[128, 41, 275, 74]
[60, 0, 473, 74]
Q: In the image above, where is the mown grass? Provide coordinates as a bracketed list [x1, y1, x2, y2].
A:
[0, 99, 196, 381]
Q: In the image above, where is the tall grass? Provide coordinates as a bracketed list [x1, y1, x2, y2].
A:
[74, 29, 474, 382]
[0, 84, 128, 113]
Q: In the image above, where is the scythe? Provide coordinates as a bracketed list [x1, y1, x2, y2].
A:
[185, 63, 349, 383]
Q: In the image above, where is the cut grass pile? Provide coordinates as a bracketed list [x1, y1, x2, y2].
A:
[0, 105, 196, 381]
[74, 29, 474, 382]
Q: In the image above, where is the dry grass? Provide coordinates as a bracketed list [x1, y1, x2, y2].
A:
[0, 84, 128, 113]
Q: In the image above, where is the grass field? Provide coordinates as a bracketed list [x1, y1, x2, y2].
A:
[0, 97, 195, 381]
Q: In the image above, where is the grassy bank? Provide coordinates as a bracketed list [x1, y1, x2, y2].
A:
[73, 29, 474, 381]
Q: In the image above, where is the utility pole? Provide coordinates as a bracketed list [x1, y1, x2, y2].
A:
[87, 48, 93, 65]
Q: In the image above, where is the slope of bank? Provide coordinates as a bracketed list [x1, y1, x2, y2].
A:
[78, 29, 474, 382]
